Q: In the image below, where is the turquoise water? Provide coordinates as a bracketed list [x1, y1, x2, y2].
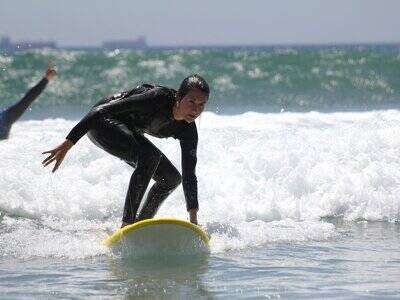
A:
[1, 48, 400, 299]
[1, 46, 400, 114]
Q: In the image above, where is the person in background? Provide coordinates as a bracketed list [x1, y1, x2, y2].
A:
[0, 64, 57, 140]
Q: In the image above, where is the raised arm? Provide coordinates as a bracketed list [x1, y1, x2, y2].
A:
[5, 64, 56, 124]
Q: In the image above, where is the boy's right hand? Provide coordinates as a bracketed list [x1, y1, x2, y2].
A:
[42, 139, 74, 172]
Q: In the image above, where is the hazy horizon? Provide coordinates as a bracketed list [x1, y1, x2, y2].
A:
[1, 0, 400, 47]
[1, 35, 400, 49]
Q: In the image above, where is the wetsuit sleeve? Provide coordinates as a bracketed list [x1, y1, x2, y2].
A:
[179, 123, 199, 211]
[19, 77, 49, 106]
[4, 77, 48, 125]
[66, 87, 168, 144]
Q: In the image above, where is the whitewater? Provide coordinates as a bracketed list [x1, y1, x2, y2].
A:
[1, 110, 399, 298]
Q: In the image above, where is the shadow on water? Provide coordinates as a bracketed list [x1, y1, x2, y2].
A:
[107, 254, 215, 299]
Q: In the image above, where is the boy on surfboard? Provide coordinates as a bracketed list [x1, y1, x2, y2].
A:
[42, 75, 210, 228]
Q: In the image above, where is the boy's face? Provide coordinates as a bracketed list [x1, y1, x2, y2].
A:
[178, 89, 208, 123]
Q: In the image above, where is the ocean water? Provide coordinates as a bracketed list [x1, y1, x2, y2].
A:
[1, 46, 400, 114]
[1, 47, 400, 299]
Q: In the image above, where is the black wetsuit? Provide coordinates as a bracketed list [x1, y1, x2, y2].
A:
[66, 84, 198, 223]
[0, 78, 49, 140]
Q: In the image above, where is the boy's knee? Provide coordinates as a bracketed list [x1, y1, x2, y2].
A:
[159, 171, 181, 190]
[137, 147, 162, 170]
[170, 172, 182, 188]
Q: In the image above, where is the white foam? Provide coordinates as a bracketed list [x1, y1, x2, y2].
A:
[138, 56, 188, 79]
[0, 216, 111, 259]
[213, 75, 237, 92]
[0, 110, 399, 257]
[207, 219, 337, 253]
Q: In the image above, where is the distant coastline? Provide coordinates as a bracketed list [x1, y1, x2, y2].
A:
[1, 36, 399, 53]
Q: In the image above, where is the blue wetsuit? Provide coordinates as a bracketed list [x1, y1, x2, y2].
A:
[0, 78, 48, 140]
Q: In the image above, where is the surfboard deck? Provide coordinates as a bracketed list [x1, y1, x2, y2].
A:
[103, 218, 210, 257]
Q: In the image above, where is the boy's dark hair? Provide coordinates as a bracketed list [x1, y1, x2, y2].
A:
[177, 74, 210, 99]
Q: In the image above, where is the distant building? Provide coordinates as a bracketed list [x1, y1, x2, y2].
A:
[0, 36, 57, 52]
[102, 35, 147, 50]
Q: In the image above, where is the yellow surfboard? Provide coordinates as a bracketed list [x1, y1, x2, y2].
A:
[103, 218, 210, 257]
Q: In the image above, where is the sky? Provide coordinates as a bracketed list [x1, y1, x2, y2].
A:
[1, 0, 399, 47]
